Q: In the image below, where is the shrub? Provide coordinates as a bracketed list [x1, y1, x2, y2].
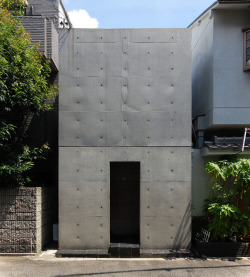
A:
[204, 158, 250, 241]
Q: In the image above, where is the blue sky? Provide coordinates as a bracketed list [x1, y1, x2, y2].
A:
[63, 0, 216, 29]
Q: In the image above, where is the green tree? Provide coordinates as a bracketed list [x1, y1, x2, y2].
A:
[0, 0, 27, 15]
[0, 6, 57, 187]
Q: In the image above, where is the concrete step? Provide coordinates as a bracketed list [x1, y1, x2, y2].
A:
[55, 249, 110, 258]
[109, 243, 140, 258]
[140, 249, 191, 258]
[55, 248, 191, 258]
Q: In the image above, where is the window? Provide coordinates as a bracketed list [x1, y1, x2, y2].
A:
[244, 28, 250, 71]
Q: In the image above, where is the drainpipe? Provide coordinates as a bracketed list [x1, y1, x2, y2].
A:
[197, 130, 204, 149]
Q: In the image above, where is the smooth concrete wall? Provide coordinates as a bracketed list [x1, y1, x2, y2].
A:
[191, 10, 214, 121]
[59, 29, 191, 250]
[59, 147, 191, 249]
[213, 10, 250, 126]
[59, 29, 191, 147]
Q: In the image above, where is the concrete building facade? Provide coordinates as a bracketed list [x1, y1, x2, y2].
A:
[58, 29, 192, 252]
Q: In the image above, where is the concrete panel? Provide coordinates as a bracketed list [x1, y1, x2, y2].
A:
[126, 77, 190, 112]
[59, 216, 109, 249]
[141, 181, 191, 217]
[73, 29, 122, 43]
[129, 29, 180, 43]
[59, 147, 191, 250]
[59, 77, 122, 112]
[59, 111, 191, 147]
[59, 77, 190, 114]
[59, 28, 191, 147]
[140, 214, 191, 249]
[74, 43, 122, 77]
[139, 148, 190, 182]
[59, 112, 123, 146]
[59, 180, 108, 209]
[128, 43, 189, 78]
[59, 147, 191, 183]
[59, 29, 123, 77]
[122, 112, 190, 147]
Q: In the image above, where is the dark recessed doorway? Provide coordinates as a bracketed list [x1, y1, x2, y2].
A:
[110, 162, 140, 244]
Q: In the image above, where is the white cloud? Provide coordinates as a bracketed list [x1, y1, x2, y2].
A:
[68, 9, 99, 28]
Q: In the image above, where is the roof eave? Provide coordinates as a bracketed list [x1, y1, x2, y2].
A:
[188, 0, 250, 28]
[188, 1, 219, 28]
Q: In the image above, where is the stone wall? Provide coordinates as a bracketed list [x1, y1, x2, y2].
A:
[0, 187, 57, 253]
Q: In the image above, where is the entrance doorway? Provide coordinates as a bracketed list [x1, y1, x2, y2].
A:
[110, 162, 140, 244]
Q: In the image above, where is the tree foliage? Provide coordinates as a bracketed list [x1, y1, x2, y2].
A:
[0, 0, 27, 15]
[0, 6, 57, 187]
[206, 158, 250, 200]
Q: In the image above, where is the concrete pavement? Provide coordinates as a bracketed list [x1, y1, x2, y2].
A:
[0, 250, 249, 277]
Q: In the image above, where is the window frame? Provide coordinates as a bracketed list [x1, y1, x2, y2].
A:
[243, 28, 250, 71]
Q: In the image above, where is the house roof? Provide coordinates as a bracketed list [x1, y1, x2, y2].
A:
[188, 0, 250, 28]
[218, 0, 250, 3]
[205, 136, 250, 149]
[201, 136, 250, 156]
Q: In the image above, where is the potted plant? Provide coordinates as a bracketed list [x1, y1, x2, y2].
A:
[193, 158, 250, 257]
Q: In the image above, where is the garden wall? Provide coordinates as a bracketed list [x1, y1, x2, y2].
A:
[0, 187, 57, 253]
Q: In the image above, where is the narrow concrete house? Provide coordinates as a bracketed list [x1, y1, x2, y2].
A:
[0, 0, 193, 256]
[190, 0, 250, 216]
[58, 28, 192, 256]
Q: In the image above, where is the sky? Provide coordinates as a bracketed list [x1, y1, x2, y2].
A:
[63, 0, 217, 29]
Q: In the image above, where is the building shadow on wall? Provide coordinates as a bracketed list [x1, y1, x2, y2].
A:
[173, 201, 191, 250]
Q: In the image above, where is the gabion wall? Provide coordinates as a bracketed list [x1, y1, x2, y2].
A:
[0, 187, 57, 253]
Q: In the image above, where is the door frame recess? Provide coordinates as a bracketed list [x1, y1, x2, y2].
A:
[110, 161, 140, 244]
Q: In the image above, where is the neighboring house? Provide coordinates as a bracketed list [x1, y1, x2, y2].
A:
[25, 0, 70, 28]
[21, 0, 71, 71]
[190, 0, 250, 216]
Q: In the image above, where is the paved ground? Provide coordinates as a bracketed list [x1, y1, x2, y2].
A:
[0, 250, 249, 277]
